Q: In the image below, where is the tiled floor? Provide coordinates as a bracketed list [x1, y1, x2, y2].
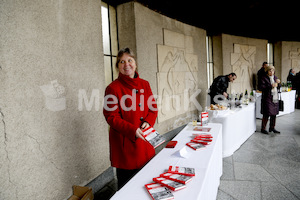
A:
[217, 109, 300, 200]
[95, 110, 300, 200]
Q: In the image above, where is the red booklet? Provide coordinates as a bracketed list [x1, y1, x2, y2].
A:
[193, 134, 213, 138]
[160, 172, 193, 184]
[165, 141, 177, 148]
[145, 183, 174, 200]
[193, 126, 211, 132]
[186, 142, 206, 151]
[167, 166, 195, 176]
[142, 127, 165, 148]
[153, 177, 186, 191]
[193, 137, 212, 142]
[200, 112, 209, 126]
[191, 139, 211, 145]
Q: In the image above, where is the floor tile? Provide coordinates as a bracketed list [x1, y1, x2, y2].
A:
[285, 180, 300, 199]
[293, 135, 300, 147]
[217, 189, 236, 200]
[224, 155, 233, 165]
[221, 161, 235, 180]
[234, 162, 276, 182]
[219, 180, 261, 200]
[261, 181, 299, 200]
[263, 156, 300, 184]
[233, 144, 272, 166]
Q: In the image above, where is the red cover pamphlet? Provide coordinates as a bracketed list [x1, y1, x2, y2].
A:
[193, 134, 213, 138]
[165, 141, 177, 148]
[142, 127, 165, 148]
[160, 172, 193, 184]
[167, 166, 195, 176]
[191, 139, 211, 145]
[200, 112, 209, 126]
[193, 126, 211, 132]
[193, 137, 212, 142]
[186, 142, 206, 151]
[145, 183, 174, 200]
[153, 177, 186, 191]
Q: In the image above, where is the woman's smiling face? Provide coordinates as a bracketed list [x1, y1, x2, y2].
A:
[118, 53, 137, 78]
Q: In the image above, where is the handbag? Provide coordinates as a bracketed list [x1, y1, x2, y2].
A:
[278, 92, 284, 111]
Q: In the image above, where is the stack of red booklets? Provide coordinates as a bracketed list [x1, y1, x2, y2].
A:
[142, 126, 165, 148]
[145, 166, 195, 200]
[200, 112, 209, 126]
[186, 134, 213, 150]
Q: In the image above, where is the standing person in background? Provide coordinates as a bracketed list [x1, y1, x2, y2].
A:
[260, 65, 281, 134]
[287, 68, 296, 90]
[208, 73, 237, 105]
[295, 71, 300, 109]
[257, 62, 268, 91]
[103, 47, 158, 190]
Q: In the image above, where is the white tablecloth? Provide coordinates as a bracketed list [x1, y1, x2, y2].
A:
[110, 123, 223, 200]
[255, 90, 296, 119]
[208, 103, 256, 158]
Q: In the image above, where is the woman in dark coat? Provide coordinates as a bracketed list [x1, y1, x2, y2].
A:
[260, 65, 281, 134]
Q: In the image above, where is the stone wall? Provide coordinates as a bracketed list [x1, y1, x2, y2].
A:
[0, 1, 109, 199]
[220, 34, 268, 93]
[281, 41, 300, 82]
[118, 2, 207, 134]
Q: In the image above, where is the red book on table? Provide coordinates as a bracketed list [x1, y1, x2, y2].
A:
[165, 141, 177, 148]
[160, 172, 193, 184]
[193, 134, 213, 138]
[191, 139, 211, 145]
[145, 182, 174, 200]
[193, 137, 212, 142]
[167, 166, 195, 176]
[153, 177, 186, 191]
[186, 142, 206, 151]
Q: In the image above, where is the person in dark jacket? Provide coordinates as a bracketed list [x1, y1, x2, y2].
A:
[257, 62, 268, 91]
[287, 68, 296, 90]
[260, 65, 281, 134]
[295, 71, 300, 109]
[209, 73, 237, 104]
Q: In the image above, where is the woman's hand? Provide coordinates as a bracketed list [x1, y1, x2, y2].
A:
[272, 83, 278, 88]
[135, 128, 146, 141]
[140, 122, 150, 130]
[276, 79, 280, 84]
[135, 122, 150, 141]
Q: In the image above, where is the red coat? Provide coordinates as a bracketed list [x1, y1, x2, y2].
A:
[103, 72, 158, 170]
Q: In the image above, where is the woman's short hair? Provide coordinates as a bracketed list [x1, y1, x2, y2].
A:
[265, 65, 275, 72]
[115, 47, 136, 68]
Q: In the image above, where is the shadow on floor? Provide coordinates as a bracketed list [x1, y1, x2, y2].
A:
[94, 178, 117, 200]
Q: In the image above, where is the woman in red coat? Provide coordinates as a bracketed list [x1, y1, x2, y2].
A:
[103, 47, 158, 189]
[260, 65, 281, 134]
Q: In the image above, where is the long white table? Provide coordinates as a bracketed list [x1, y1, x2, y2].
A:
[208, 103, 256, 158]
[110, 123, 223, 200]
[255, 90, 296, 119]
